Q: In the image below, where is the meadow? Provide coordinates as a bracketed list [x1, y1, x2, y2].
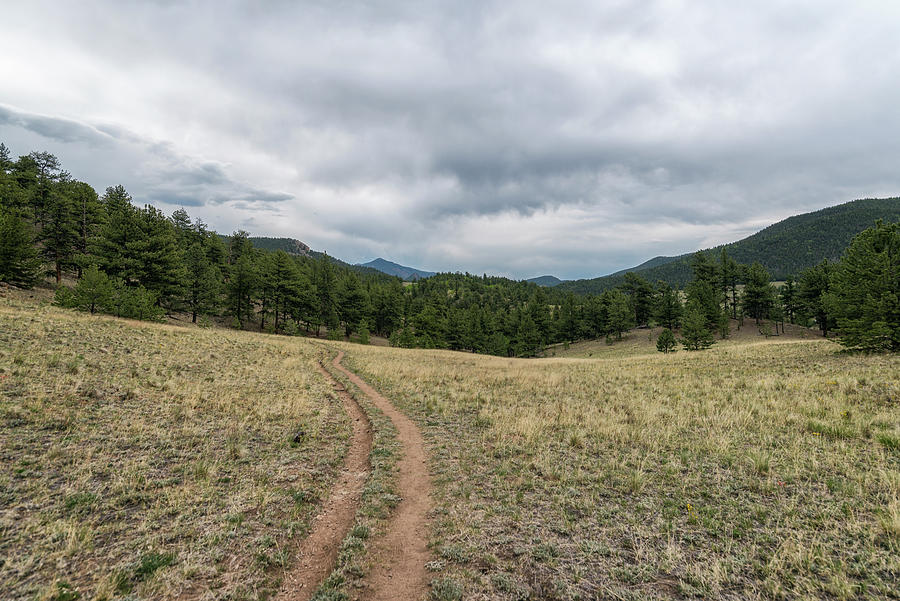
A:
[0, 293, 349, 601]
[344, 334, 900, 600]
[3, 288, 900, 601]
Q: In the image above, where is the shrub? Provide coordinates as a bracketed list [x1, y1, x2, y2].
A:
[656, 328, 677, 353]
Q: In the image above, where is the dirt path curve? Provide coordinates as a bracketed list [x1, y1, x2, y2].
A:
[330, 351, 432, 601]
[275, 362, 372, 601]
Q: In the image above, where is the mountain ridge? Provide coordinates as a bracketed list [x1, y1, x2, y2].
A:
[557, 197, 900, 294]
[358, 258, 436, 281]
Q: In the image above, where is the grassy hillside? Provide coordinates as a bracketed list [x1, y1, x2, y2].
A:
[0, 294, 349, 600]
[560, 197, 900, 293]
[343, 337, 900, 599]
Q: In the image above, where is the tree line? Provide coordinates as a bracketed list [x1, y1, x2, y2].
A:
[1, 144, 897, 354]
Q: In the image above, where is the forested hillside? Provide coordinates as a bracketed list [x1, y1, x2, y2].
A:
[525, 275, 564, 287]
[559, 197, 900, 293]
[246, 236, 389, 279]
[2, 143, 897, 354]
[246, 236, 311, 256]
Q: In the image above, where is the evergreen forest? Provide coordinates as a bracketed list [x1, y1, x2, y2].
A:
[1, 144, 898, 354]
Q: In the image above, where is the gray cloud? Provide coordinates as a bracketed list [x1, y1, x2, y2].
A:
[2, 1, 900, 279]
[0, 105, 113, 146]
[0, 104, 293, 215]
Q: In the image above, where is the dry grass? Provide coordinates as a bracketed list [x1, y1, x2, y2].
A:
[342, 336, 900, 600]
[6, 283, 899, 600]
[0, 293, 350, 601]
[547, 320, 820, 360]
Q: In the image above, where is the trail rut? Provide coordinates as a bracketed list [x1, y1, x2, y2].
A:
[330, 351, 432, 601]
[275, 362, 372, 601]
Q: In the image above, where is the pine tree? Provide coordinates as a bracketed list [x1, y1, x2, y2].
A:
[184, 241, 222, 323]
[656, 328, 677, 353]
[228, 230, 254, 265]
[170, 208, 192, 244]
[780, 277, 798, 324]
[467, 306, 487, 353]
[412, 300, 446, 348]
[90, 186, 142, 282]
[828, 220, 900, 351]
[720, 249, 742, 319]
[515, 313, 541, 357]
[337, 272, 369, 337]
[357, 318, 371, 344]
[558, 293, 579, 342]
[680, 302, 715, 350]
[0, 143, 11, 172]
[69, 181, 103, 277]
[606, 290, 634, 340]
[27, 151, 61, 226]
[445, 307, 467, 350]
[691, 252, 719, 287]
[653, 281, 682, 329]
[583, 295, 607, 338]
[203, 223, 228, 269]
[107, 278, 164, 321]
[39, 176, 80, 283]
[0, 143, 24, 213]
[372, 280, 403, 336]
[69, 265, 113, 314]
[528, 287, 553, 345]
[131, 205, 186, 305]
[256, 252, 276, 331]
[741, 262, 776, 324]
[0, 205, 42, 287]
[797, 260, 834, 337]
[270, 251, 305, 332]
[685, 277, 725, 335]
[226, 253, 258, 328]
[314, 254, 338, 335]
[622, 272, 654, 327]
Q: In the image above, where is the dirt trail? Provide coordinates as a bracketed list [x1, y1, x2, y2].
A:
[330, 351, 432, 601]
[275, 362, 372, 601]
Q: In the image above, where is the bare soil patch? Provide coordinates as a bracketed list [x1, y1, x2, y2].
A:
[275, 362, 372, 601]
[331, 351, 432, 601]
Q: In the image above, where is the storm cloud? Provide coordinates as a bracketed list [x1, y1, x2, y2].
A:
[2, 1, 899, 279]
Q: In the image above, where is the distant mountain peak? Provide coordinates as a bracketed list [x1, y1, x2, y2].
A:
[359, 258, 436, 281]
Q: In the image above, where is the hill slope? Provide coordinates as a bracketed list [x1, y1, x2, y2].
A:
[359, 258, 435, 281]
[558, 197, 900, 293]
[526, 275, 564, 287]
[243, 237, 394, 280]
[247, 236, 311, 256]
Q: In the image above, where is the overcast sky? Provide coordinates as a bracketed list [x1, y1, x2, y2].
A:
[2, 1, 900, 279]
